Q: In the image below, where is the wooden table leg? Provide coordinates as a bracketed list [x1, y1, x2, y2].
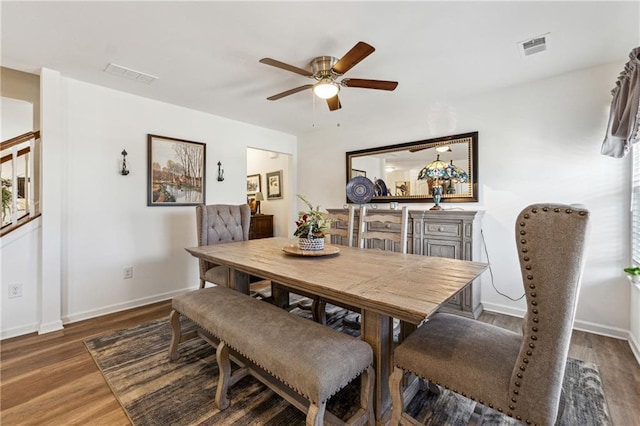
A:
[360, 309, 393, 424]
[230, 269, 250, 295]
[271, 284, 290, 309]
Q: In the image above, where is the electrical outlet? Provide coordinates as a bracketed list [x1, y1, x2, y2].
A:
[123, 266, 133, 280]
[8, 283, 23, 298]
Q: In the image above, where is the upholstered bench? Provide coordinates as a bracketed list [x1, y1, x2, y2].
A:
[168, 285, 375, 426]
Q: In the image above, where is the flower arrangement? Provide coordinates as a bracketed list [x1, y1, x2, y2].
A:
[293, 194, 329, 239]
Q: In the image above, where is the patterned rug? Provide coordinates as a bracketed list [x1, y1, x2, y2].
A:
[85, 306, 611, 425]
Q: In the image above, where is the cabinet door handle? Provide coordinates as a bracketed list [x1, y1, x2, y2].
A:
[438, 227, 444, 232]
[386, 224, 391, 228]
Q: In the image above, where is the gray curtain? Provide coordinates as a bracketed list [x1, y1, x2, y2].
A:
[601, 46, 640, 158]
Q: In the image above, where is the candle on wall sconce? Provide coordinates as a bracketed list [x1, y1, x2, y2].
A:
[217, 161, 224, 181]
[120, 149, 130, 175]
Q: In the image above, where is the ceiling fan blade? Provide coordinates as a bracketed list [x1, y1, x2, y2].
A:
[259, 58, 314, 77]
[332, 41, 375, 75]
[266, 84, 313, 101]
[326, 95, 342, 111]
[342, 78, 398, 91]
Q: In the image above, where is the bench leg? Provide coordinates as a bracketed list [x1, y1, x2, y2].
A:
[168, 310, 181, 361]
[389, 367, 405, 425]
[215, 341, 232, 410]
[362, 365, 375, 426]
[306, 400, 326, 426]
[345, 365, 375, 426]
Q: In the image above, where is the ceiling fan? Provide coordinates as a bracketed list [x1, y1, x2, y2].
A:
[259, 41, 398, 111]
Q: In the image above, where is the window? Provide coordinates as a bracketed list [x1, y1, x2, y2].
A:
[632, 146, 640, 265]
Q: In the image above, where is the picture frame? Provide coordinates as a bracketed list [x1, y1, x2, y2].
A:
[247, 174, 261, 195]
[147, 134, 206, 206]
[351, 169, 366, 178]
[266, 170, 283, 200]
[395, 181, 411, 196]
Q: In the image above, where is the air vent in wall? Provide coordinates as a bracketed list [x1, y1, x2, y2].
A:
[104, 63, 158, 84]
[517, 33, 550, 57]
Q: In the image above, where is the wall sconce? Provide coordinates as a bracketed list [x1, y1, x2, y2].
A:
[217, 161, 224, 181]
[120, 149, 130, 175]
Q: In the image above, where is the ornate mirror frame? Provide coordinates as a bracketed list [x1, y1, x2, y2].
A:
[345, 131, 478, 204]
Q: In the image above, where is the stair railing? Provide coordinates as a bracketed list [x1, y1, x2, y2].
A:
[1, 130, 40, 236]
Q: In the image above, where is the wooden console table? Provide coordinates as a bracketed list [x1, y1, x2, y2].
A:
[249, 214, 274, 240]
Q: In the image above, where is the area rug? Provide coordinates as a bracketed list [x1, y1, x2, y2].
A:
[85, 308, 611, 425]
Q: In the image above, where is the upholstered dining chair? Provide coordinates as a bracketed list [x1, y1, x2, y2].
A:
[390, 203, 590, 426]
[195, 204, 270, 296]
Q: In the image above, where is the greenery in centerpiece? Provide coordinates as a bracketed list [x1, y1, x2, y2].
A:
[293, 194, 329, 239]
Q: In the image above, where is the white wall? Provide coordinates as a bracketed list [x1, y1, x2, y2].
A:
[298, 62, 634, 341]
[1, 75, 297, 338]
[1, 97, 32, 140]
[1, 219, 41, 336]
[247, 148, 293, 238]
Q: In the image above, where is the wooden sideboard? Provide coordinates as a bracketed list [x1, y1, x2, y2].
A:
[249, 214, 274, 240]
[327, 208, 485, 318]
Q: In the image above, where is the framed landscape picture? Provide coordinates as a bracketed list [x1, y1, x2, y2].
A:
[247, 174, 261, 195]
[266, 170, 283, 200]
[147, 134, 206, 206]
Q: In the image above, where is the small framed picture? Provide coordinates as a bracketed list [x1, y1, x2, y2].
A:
[266, 170, 283, 200]
[395, 181, 411, 196]
[247, 174, 261, 195]
[147, 134, 206, 206]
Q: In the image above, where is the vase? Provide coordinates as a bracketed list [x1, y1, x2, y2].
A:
[299, 237, 325, 251]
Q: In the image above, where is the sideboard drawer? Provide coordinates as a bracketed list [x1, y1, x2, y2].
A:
[425, 221, 461, 238]
[367, 220, 412, 233]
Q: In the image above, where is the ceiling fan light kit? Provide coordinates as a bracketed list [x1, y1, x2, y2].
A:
[260, 41, 398, 111]
[313, 79, 339, 99]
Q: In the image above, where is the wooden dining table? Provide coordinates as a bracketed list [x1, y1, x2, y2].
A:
[185, 236, 488, 424]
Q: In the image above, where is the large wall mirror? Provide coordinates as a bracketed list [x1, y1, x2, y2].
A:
[346, 131, 478, 203]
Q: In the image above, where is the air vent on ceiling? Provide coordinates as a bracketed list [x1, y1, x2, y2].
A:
[104, 63, 158, 84]
[517, 33, 550, 57]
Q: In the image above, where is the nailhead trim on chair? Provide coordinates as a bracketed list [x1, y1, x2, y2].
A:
[393, 204, 586, 426]
[512, 205, 586, 426]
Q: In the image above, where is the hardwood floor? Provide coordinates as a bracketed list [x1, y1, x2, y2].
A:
[1, 303, 638, 425]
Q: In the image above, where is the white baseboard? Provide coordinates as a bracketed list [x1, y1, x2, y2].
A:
[1, 322, 39, 340]
[39, 320, 64, 335]
[629, 332, 640, 365]
[572, 318, 629, 340]
[483, 302, 629, 340]
[62, 286, 197, 324]
[482, 302, 525, 319]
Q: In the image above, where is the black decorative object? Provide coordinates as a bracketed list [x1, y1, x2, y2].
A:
[374, 178, 388, 196]
[346, 176, 375, 204]
[217, 161, 224, 181]
[120, 149, 130, 176]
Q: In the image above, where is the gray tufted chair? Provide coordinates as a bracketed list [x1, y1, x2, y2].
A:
[196, 204, 252, 288]
[390, 203, 590, 426]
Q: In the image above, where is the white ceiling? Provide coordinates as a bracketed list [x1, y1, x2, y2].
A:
[2, 1, 638, 136]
